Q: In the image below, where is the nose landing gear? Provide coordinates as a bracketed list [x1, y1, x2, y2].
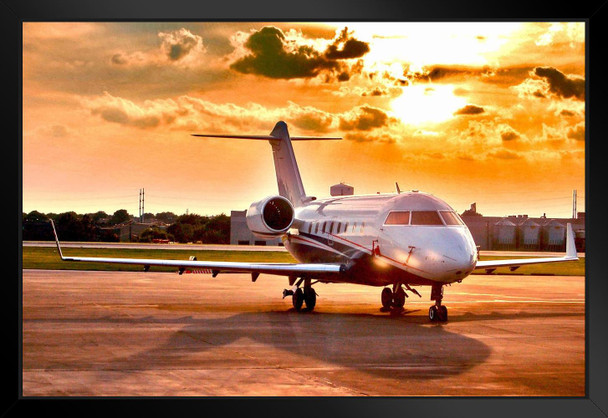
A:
[429, 284, 448, 322]
[381, 284, 407, 310]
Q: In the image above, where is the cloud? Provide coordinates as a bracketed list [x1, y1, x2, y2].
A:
[158, 28, 206, 62]
[110, 28, 206, 68]
[534, 67, 585, 100]
[567, 123, 585, 141]
[229, 26, 369, 81]
[339, 106, 393, 131]
[229, 26, 338, 79]
[343, 132, 396, 143]
[324, 27, 370, 60]
[454, 105, 485, 115]
[37, 124, 71, 138]
[500, 130, 520, 141]
[488, 149, 521, 160]
[83, 92, 340, 134]
[84, 92, 175, 129]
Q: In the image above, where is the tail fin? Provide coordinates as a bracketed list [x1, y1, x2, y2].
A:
[192, 121, 341, 207]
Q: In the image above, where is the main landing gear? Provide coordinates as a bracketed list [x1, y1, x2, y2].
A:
[428, 284, 448, 322]
[283, 278, 317, 312]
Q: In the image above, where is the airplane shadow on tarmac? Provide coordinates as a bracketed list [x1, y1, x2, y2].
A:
[101, 308, 497, 384]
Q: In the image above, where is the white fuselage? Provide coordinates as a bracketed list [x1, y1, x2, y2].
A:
[282, 190, 478, 287]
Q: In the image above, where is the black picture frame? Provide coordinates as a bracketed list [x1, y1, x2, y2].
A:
[6, 0, 607, 417]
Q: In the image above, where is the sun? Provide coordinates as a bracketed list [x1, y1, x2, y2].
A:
[389, 84, 468, 126]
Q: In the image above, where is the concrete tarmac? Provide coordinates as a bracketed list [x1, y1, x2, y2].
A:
[22, 269, 585, 397]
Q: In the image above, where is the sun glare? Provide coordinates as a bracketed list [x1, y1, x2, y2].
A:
[390, 84, 467, 126]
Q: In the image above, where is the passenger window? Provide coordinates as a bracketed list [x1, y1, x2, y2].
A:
[344, 223, 349, 233]
[384, 211, 410, 225]
[335, 222, 341, 234]
[411, 211, 443, 225]
[439, 211, 463, 225]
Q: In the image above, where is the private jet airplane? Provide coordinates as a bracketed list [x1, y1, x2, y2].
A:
[51, 121, 579, 321]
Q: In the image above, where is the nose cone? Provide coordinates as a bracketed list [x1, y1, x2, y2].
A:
[438, 228, 477, 281]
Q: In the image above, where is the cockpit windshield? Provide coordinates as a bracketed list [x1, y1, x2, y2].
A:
[439, 210, 464, 225]
[384, 211, 410, 225]
[384, 210, 464, 226]
[410, 211, 443, 225]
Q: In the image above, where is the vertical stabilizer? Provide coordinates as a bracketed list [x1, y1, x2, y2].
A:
[268, 121, 307, 207]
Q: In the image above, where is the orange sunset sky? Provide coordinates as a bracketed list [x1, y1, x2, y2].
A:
[22, 22, 585, 218]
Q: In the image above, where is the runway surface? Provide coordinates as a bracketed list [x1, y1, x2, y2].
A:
[22, 269, 585, 396]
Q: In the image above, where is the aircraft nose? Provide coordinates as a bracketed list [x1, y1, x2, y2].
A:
[441, 231, 477, 279]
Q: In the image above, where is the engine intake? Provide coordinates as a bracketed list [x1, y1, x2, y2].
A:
[246, 196, 295, 238]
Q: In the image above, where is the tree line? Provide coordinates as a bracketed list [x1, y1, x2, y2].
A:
[22, 209, 231, 244]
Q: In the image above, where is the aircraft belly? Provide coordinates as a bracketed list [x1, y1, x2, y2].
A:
[284, 234, 436, 287]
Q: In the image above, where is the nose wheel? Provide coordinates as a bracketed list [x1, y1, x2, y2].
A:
[381, 285, 407, 309]
[429, 284, 448, 322]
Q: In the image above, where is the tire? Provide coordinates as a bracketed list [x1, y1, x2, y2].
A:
[292, 288, 304, 311]
[304, 287, 316, 311]
[438, 305, 448, 322]
[393, 287, 406, 308]
[429, 305, 438, 321]
[381, 288, 392, 309]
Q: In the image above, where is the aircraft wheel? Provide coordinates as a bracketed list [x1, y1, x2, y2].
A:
[292, 288, 304, 311]
[381, 288, 392, 309]
[438, 305, 448, 322]
[393, 287, 406, 308]
[429, 305, 438, 321]
[304, 287, 316, 311]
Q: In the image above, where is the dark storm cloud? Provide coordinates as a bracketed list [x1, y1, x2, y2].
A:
[230, 26, 369, 81]
[534, 67, 585, 100]
[324, 27, 370, 60]
[454, 105, 485, 115]
[230, 26, 338, 79]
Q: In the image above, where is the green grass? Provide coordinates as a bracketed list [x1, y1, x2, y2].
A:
[22, 246, 585, 276]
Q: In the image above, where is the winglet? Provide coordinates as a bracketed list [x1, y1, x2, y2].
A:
[565, 223, 578, 260]
[49, 219, 65, 260]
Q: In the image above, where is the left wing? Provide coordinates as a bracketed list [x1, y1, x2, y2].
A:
[474, 223, 579, 273]
[50, 220, 345, 278]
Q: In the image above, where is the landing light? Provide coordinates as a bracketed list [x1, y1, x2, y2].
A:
[373, 257, 390, 269]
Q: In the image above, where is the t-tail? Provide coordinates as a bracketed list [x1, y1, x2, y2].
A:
[192, 121, 341, 207]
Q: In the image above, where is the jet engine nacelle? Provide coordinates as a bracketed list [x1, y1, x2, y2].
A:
[246, 195, 295, 238]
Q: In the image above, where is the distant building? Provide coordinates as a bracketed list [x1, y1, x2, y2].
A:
[103, 220, 167, 242]
[330, 183, 354, 196]
[229, 210, 282, 246]
[461, 213, 585, 252]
